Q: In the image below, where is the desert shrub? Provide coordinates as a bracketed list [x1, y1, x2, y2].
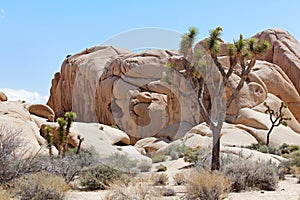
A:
[38, 147, 99, 183]
[290, 166, 300, 183]
[222, 158, 279, 192]
[162, 187, 176, 196]
[106, 181, 162, 200]
[165, 144, 189, 160]
[173, 172, 187, 185]
[136, 160, 152, 172]
[156, 164, 167, 172]
[183, 148, 211, 168]
[246, 143, 280, 155]
[152, 173, 169, 186]
[0, 186, 10, 200]
[0, 126, 25, 183]
[278, 143, 299, 155]
[289, 150, 300, 167]
[10, 171, 68, 200]
[80, 164, 129, 190]
[103, 153, 137, 173]
[184, 170, 229, 200]
[151, 154, 167, 163]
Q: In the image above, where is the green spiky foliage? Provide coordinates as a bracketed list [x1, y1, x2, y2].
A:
[57, 117, 67, 156]
[180, 27, 198, 61]
[45, 126, 53, 159]
[63, 112, 76, 156]
[76, 135, 84, 155]
[264, 102, 291, 146]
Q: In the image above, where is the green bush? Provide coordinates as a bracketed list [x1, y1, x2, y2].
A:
[37, 147, 99, 183]
[222, 159, 279, 192]
[245, 143, 280, 155]
[10, 171, 68, 200]
[183, 148, 211, 168]
[104, 153, 137, 173]
[165, 144, 189, 160]
[80, 164, 129, 190]
[151, 154, 167, 163]
[288, 150, 300, 167]
[156, 164, 167, 172]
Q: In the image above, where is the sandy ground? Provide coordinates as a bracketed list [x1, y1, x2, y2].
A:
[227, 175, 300, 200]
[65, 175, 300, 200]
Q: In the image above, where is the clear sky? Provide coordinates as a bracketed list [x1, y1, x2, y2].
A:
[1, 0, 300, 103]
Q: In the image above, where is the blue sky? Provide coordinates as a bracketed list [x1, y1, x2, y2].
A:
[1, 1, 300, 103]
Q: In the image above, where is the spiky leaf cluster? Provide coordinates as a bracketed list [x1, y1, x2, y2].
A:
[180, 27, 198, 58]
[44, 126, 53, 149]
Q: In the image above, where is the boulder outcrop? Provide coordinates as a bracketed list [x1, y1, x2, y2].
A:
[255, 28, 300, 96]
[47, 28, 300, 146]
[0, 91, 7, 101]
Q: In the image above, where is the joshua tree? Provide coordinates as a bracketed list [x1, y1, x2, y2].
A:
[76, 135, 84, 154]
[44, 126, 53, 159]
[177, 27, 270, 170]
[57, 117, 67, 156]
[63, 112, 77, 156]
[264, 102, 291, 146]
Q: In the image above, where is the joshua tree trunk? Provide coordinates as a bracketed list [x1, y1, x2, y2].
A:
[266, 126, 274, 146]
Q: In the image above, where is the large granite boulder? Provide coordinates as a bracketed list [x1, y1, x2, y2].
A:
[0, 91, 7, 102]
[48, 47, 201, 143]
[255, 28, 300, 96]
[0, 101, 46, 158]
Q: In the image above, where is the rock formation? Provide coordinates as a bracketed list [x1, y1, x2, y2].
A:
[46, 28, 300, 147]
[0, 91, 7, 102]
[255, 29, 300, 96]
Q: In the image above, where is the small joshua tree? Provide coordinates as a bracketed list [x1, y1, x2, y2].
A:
[264, 102, 291, 146]
[44, 126, 54, 159]
[63, 112, 76, 156]
[57, 117, 67, 156]
[76, 135, 84, 155]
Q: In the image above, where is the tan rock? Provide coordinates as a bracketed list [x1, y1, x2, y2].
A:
[134, 137, 169, 154]
[0, 101, 44, 158]
[0, 91, 7, 101]
[221, 146, 284, 164]
[235, 93, 300, 134]
[235, 123, 300, 146]
[47, 46, 130, 121]
[225, 73, 267, 115]
[28, 104, 55, 122]
[102, 125, 131, 145]
[255, 28, 300, 96]
[250, 60, 300, 122]
[187, 122, 257, 147]
[73, 122, 151, 162]
[0, 101, 31, 121]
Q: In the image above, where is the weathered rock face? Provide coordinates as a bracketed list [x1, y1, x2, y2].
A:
[48, 47, 201, 143]
[28, 104, 55, 122]
[47, 46, 130, 121]
[47, 29, 300, 143]
[255, 28, 300, 95]
[249, 61, 300, 122]
[0, 101, 45, 158]
[0, 91, 7, 101]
